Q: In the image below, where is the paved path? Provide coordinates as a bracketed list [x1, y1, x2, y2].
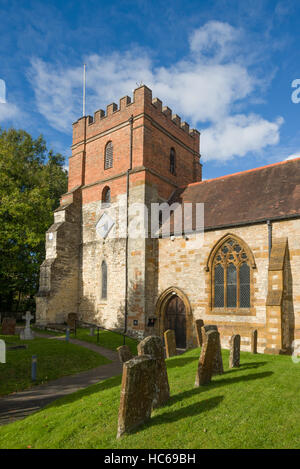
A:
[0, 335, 122, 426]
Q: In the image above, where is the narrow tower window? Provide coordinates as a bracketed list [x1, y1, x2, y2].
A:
[104, 141, 113, 169]
[101, 260, 107, 299]
[170, 148, 176, 175]
[102, 186, 111, 205]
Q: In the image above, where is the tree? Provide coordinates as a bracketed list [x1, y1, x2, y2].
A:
[0, 128, 68, 313]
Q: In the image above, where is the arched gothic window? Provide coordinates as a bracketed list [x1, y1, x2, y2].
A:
[102, 186, 111, 205]
[170, 148, 176, 175]
[104, 141, 113, 170]
[101, 260, 107, 299]
[212, 238, 251, 310]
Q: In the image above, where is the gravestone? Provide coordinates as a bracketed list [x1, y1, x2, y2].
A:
[138, 336, 170, 408]
[251, 330, 258, 354]
[20, 311, 35, 340]
[164, 329, 176, 358]
[67, 313, 78, 330]
[0, 339, 6, 363]
[117, 345, 133, 364]
[195, 329, 219, 386]
[229, 334, 240, 368]
[195, 319, 204, 347]
[89, 327, 95, 336]
[201, 325, 224, 375]
[117, 355, 156, 438]
[1, 317, 16, 335]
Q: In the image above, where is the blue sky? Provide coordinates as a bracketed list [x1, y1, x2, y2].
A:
[0, 0, 300, 180]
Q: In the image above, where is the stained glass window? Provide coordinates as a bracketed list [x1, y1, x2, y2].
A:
[213, 238, 251, 310]
[214, 264, 224, 307]
[239, 262, 250, 308]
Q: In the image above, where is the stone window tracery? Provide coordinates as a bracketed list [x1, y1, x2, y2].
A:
[212, 238, 251, 310]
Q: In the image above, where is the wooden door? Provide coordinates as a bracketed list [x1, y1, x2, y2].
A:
[164, 295, 186, 348]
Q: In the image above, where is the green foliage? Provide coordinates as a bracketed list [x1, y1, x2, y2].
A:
[1, 349, 300, 449]
[0, 128, 68, 312]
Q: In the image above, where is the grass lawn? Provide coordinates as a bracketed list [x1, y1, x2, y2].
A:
[1, 348, 300, 449]
[71, 327, 138, 355]
[0, 332, 110, 396]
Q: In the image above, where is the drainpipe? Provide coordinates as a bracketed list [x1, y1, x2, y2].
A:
[124, 115, 134, 341]
[267, 219, 272, 259]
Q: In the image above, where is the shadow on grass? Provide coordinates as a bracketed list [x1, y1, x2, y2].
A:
[166, 370, 273, 407]
[166, 357, 198, 369]
[225, 361, 268, 374]
[213, 370, 273, 388]
[128, 395, 224, 435]
[149, 395, 224, 428]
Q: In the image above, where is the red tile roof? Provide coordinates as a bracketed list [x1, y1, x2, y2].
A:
[167, 157, 300, 232]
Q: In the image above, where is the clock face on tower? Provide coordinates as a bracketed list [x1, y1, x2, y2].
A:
[96, 212, 115, 239]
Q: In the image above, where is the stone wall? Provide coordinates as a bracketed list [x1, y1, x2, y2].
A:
[155, 218, 300, 353]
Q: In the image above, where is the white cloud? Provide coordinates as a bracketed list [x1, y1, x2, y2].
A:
[202, 115, 283, 161]
[28, 21, 282, 162]
[189, 21, 241, 63]
[284, 152, 300, 161]
[0, 102, 20, 123]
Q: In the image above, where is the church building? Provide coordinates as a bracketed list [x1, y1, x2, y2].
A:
[36, 85, 300, 355]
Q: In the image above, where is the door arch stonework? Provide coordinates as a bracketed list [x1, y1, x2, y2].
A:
[155, 287, 194, 349]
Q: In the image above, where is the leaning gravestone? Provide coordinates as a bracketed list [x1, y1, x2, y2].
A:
[195, 319, 204, 347]
[229, 334, 240, 368]
[164, 329, 176, 358]
[117, 355, 156, 438]
[138, 336, 170, 408]
[0, 339, 6, 363]
[201, 325, 224, 375]
[1, 317, 16, 335]
[117, 345, 133, 364]
[195, 329, 219, 386]
[251, 330, 258, 354]
[20, 311, 35, 340]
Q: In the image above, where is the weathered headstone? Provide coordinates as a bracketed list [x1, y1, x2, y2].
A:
[251, 329, 258, 354]
[138, 335, 170, 408]
[117, 355, 156, 438]
[117, 345, 133, 364]
[195, 319, 204, 347]
[1, 317, 16, 335]
[20, 311, 35, 340]
[201, 325, 224, 375]
[195, 329, 219, 386]
[89, 327, 95, 336]
[0, 339, 6, 363]
[164, 329, 176, 358]
[229, 334, 240, 368]
[67, 313, 78, 330]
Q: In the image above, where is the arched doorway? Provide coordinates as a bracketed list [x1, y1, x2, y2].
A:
[155, 287, 193, 349]
[164, 295, 186, 348]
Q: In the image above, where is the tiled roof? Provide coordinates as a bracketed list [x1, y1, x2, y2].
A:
[166, 158, 300, 232]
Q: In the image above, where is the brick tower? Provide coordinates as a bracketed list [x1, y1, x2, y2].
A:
[36, 85, 201, 336]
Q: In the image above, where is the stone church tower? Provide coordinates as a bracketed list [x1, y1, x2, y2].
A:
[36, 85, 202, 337]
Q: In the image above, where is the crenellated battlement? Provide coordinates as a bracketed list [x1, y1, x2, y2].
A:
[72, 85, 199, 142]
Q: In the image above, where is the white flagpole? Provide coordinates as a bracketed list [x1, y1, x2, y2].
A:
[83, 63, 86, 117]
